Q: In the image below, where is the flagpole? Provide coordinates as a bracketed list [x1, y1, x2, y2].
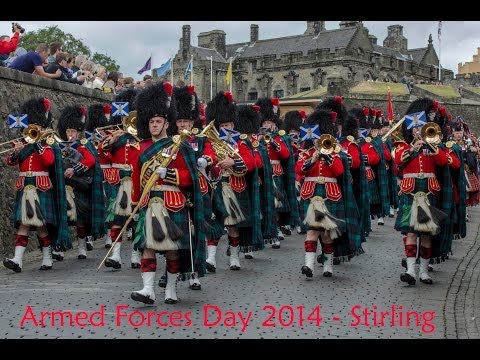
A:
[190, 54, 193, 86]
[438, 21, 442, 82]
[170, 56, 174, 84]
[150, 53, 153, 77]
[229, 58, 232, 93]
[209, 56, 213, 100]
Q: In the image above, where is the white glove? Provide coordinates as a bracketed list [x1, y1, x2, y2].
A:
[156, 167, 167, 178]
[197, 157, 208, 168]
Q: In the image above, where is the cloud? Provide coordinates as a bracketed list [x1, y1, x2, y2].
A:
[13, 21, 480, 80]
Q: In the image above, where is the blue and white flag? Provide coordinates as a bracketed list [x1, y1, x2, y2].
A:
[359, 128, 369, 139]
[112, 102, 129, 117]
[184, 59, 192, 80]
[300, 125, 321, 141]
[8, 114, 28, 129]
[155, 58, 172, 77]
[219, 128, 240, 144]
[405, 111, 427, 130]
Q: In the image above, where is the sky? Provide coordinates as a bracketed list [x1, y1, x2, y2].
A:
[7, 21, 479, 80]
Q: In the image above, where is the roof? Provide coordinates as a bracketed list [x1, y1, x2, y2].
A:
[372, 45, 412, 61]
[407, 48, 428, 64]
[281, 87, 327, 101]
[192, 46, 226, 63]
[226, 43, 249, 60]
[227, 27, 357, 60]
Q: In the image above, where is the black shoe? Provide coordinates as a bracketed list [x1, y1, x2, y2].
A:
[86, 242, 93, 251]
[272, 243, 280, 249]
[206, 262, 216, 273]
[105, 244, 111, 249]
[78, 255, 87, 260]
[244, 254, 253, 259]
[52, 253, 64, 261]
[39, 265, 52, 270]
[3, 259, 21, 273]
[420, 277, 433, 285]
[158, 274, 167, 288]
[165, 298, 178, 304]
[230, 265, 240, 271]
[131, 291, 154, 305]
[131, 263, 141, 269]
[280, 226, 291, 236]
[323, 271, 332, 277]
[301, 265, 313, 278]
[105, 258, 121, 269]
[400, 273, 416, 285]
[401, 258, 407, 269]
[189, 283, 201, 290]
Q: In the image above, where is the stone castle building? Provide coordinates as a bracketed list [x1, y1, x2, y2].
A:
[156, 21, 454, 103]
[458, 48, 480, 77]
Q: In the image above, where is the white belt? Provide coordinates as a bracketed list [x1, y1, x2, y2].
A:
[365, 166, 372, 170]
[112, 163, 132, 170]
[403, 173, 435, 179]
[100, 164, 111, 169]
[304, 176, 337, 184]
[19, 171, 49, 177]
[270, 160, 281, 165]
[151, 184, 181, 192]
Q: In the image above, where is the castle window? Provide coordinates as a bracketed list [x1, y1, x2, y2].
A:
[273, 89, 284, 98]
[248, 91, 258, 101]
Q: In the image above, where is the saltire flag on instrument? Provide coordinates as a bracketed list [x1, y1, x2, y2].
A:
[300, 125, 321, 141]
[405, 111, 427, 129]
[8, 114, 28, 128]
[85, 131, 101, 142]
[112, 102, 129, 117]
[219, 127, 240, 145]
[359, 128, 369, 139]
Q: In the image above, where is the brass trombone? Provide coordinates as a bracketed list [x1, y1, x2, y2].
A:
[0, 125, 56, 154]
[381, 116, 405, 142]
[420, 122, 442, 145]
[314, 134, 339, 155]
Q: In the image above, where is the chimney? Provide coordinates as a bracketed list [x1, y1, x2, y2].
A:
[198, 30, 226, 58]
[250, 24, 259, 44]
[339, 21, 362, 29]
[383, 24, 408, 52]
[182, 25, 191, 60]
[304, 21, 325, 36]
[369, 35, 377, 45]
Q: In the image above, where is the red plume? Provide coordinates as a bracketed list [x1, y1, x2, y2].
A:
[432, 100, 439, 112]
[103, 105, 111, 120]
[362, 107, 370, 117]
[271, 98, 279, 107]
[334, 96, 343, 105]
[448, 114, 453, 121]
[80, 106, 86, 123]
[186, 85, 195, 95]
[163, 82, 173, 97]
[439, 107, 447, 117]
[43, 98, 51, 112]
[369, 108, 376, 117]
[331, 111, 337, 123]
[224, 91, 234, 102]
[376, 110, 383, 117]
[299, 110, 306, 119]
[252, 105, 260, 113]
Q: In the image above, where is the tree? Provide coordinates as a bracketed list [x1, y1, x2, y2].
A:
[92, 53, 120, 73]
[19, 25, 120, 73]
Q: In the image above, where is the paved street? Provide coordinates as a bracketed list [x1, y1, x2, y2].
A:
[1, 208, 479, 339]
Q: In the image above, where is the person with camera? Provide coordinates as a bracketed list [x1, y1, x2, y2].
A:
[0, 23, 23, 62]
[55, 105, 103, 261]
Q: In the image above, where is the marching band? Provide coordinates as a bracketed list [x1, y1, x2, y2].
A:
[2, 85, 476, 305]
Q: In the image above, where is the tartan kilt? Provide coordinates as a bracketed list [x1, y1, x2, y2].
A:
[368, 179, 381, 204]
[203, 191, 225, 241]
[388, 171, 399, 208]
[394, 178, 438, 235]
[300, 184, 346, 234]
[217, 178, 252, 228]
[273, 175, 290, 213]
[72, 187, 92, 227]
[12, 177, 56, 228]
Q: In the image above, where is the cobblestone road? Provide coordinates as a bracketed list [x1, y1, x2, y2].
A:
[1, 207, 479, 339]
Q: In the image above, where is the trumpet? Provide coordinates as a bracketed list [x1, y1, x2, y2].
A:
[420, 122, 442, 145]
[0, 125, 56, 154]
[314, 134, 339, 155]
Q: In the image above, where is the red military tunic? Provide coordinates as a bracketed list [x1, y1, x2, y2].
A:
[295, 148, 344, 202]
[341, 139, 361, 170]
[7, 143, 55, 192]
[360, 140, 380, 182]
[71, 144, 96, 174]
[226, 139, 256, 193]
[394, 141, 448, 195]
[97, 144, 112, 182]
[267, 134, 290, 176]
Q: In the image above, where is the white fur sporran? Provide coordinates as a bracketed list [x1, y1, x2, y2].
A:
[409, 192, 440, 235]
[145, 197, 179, 251]
[221, 182, 245, 226]
[21, 185, 44, 227]
[304, 196, 341, 240]
[114, 177, 133, 216]
[65, 185, 77, 222]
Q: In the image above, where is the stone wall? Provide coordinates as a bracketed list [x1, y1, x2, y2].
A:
[0, 67, 114, 257]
